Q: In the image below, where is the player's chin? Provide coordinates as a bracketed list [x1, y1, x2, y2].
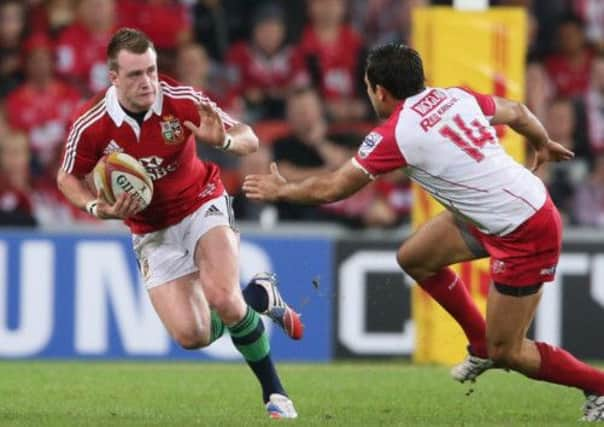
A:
[136, 93, 155, 108]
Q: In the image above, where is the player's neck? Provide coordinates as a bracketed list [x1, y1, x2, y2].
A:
[382, 99, 402, 117]
[117, 94, 148, 114]
[120, 103, 148, 126]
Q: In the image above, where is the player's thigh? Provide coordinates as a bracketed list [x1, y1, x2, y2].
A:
[397, 211, 482, 279]
[148, 272, 211, 344]
[486, 285, 542, 352]
[194, 225, 246, 321]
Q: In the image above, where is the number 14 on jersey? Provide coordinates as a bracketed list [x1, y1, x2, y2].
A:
[439, 114, 496, 162]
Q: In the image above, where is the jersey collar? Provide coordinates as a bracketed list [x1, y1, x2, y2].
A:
[105, 85, 163, 127]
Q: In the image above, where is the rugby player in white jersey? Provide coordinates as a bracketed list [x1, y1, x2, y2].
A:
[244, 43, 604, 421]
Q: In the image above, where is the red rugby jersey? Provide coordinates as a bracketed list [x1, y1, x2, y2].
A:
[61, 76, 238, 234]
[296, 25, 363, 100]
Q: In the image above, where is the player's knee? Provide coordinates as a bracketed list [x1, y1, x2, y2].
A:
[397, 249, 428, 281]
[209, 291, 245, 324]
[397, 248, 416, 274]
[174, 330, 210, 350]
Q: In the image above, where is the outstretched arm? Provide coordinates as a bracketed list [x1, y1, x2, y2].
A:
[243, 160, 372, 204]
[490, 96, 574, 171]
[184, 102, 258, 156]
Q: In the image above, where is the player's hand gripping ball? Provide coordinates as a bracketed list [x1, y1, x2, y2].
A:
[93, 152, 153, 210]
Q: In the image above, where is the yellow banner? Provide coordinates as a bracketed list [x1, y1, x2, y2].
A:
[411, 7, 526, 364]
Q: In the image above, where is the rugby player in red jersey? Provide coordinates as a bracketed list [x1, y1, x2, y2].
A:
[57, 28, 300, 419]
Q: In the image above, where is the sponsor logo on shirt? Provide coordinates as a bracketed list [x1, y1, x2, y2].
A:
[138, 155, 178, 181]
[160, 115, 184, 144]
[198, 183, 217, 199]
[358, 132, 383, 159]
[411, 89, 447, 117]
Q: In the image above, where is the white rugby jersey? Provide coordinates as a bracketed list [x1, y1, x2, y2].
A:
[353, 87, 547, 236]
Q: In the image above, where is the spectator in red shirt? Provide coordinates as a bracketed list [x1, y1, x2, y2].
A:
[226, 3, 307, 121]
[296, 0, 369, 123]
[544, 14, 594, 99]
[0, 0, 26, 98]
[6, 33, 82, 176]
[28, 0, 77, 38]
[55, 0, 117, 95]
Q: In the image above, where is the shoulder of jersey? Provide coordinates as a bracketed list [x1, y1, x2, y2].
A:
[66, 92, 108, 144]
[159, 74, 206, 105]
[71, 92, 106, 120]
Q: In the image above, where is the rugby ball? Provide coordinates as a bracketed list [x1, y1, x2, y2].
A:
[93, 152, 153, 209]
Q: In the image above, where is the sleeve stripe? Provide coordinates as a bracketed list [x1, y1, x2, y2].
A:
[62, 100, 105, 157]
[70, 98, 104, 129]
[61, 104, 106, 173]
[160, 82, 239, 127]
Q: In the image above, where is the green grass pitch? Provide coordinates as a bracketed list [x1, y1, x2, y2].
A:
[0, 361, 592, 426]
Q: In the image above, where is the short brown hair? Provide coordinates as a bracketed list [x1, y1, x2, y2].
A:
[107, 28, 155, 71]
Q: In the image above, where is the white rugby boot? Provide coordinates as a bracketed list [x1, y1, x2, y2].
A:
[582, 393, 604, 422]
[266, 393, 298, 419]
[451, 352, 494, 383]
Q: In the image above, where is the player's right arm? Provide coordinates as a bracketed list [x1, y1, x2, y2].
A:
[244, 160, 371, 204]
[56, 169, 139, 219]
[490, 96, 575, 170]
[244, 120, 404, 204]
[57, 106, 140, 220]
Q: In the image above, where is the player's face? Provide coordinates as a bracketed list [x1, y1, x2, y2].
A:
[364, 74, 387, 119]
[111, 48, 159, 113]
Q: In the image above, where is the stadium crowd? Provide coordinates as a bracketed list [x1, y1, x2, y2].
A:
[0, 0, 602, 229]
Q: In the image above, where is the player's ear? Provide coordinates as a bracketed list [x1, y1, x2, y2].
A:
[109, 69, 118, 86]
[375, 84, 388, 102]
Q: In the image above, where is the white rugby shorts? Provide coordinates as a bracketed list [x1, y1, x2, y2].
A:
[132, 193, 236, 289]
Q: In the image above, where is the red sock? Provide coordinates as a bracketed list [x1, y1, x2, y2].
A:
[418, 268, 487, 358]
[533, 342, 604, 394]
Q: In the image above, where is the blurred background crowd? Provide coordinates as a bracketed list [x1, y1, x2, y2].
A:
[0, 0, 603, 230]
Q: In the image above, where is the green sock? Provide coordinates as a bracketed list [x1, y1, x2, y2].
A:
[209, 310, 225, 344]
[228, 307, 270, 362]
[228, 307, 285, 402]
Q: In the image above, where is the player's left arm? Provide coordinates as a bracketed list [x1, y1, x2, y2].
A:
[243, 159, 371, 204]
[184, 101, 259, 156]
[490, 96, 575, 171]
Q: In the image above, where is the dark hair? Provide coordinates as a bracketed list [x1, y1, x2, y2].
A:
[107, 28, 155, 71]
[365, 43, 425, 99]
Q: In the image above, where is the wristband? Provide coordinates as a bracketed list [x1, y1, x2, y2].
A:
[221, 134, 233, 151]
[85, 200, 99, 217]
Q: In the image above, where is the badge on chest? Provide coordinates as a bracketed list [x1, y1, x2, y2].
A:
[160, 115, 184, 144]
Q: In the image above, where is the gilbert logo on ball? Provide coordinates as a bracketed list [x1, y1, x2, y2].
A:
[93, 152, 154, 209]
